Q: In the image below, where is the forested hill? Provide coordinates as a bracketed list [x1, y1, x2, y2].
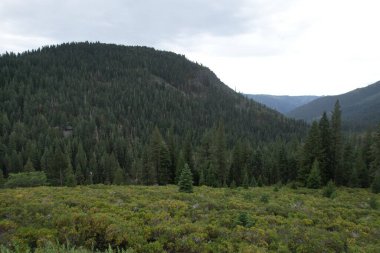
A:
[0, 42, 306, 186]
[288, 81, 380, 129]
[245, 94, 319, 114]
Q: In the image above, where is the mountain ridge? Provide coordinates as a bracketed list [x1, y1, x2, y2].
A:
[287, 80, 380, 129]
[245, 94, 319, 114]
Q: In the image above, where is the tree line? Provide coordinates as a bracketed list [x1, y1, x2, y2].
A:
[0, 43, 379, 191]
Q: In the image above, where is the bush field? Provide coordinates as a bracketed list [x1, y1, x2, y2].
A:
[0, 185, 379, 252]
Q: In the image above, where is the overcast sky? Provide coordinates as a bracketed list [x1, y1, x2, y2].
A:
[1, 0, 379, 95]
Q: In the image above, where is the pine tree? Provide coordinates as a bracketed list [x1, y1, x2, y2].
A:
[355, 152, 369, 188]
[331, 100, 343, 185]
[242, 169, 249, 189]
[348, 166, 360, 188]
[0, 170, 5, 188]
[319, 112, 332, 184]
[149, 127, 170, 185]
[250, 176, 257, 187]
[299, 121, 320, 184]
[372, 170, 380, 194]
[257, 175, 263, 187]
[307, 160, 322, 189]
[370, 125, 380, 183]
[183, 132, 196, 184]
[113, 167, 125, 185]
[341, 142, 354, 186]
[64, 154, 76, 187]
[178, 163, 193, 193]
[212, 123, 228, 186]
[75, 143, 87, 182]
[75, 164, 85, 185]
[198, 168, 205, 186]
[23, 158, 35, 172]
[322, 180, 337, 198]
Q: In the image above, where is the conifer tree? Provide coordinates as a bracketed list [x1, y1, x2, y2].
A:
[257, 175, 263, 187]
[299, 121, 320, 184]
[331, 100, 343, 185]
[242, 169, 249, 189]
[319, 112, 332, 184]
[198, 168, 205, 186]
[355, 152, 369, 188]
[372, 170, 380, 194]
[113, 167, 125, 185]
[307, 160, 322, 189]
[370, 125, 380, 182]
[64, 154, 76, 187]
[0, 170, 5, 188]
[75, 164, 85, 185]
[23, 158, 35, 172]
[348, 166, 360, 188]
[178, 163, 193, 193]
[212, 123, 228, 186]
[250, 176, 257, 187]
[149, 127, 170, 185]
[323, 180, 337, 198]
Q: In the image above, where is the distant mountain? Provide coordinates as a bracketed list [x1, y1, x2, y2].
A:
[245, 94, 319, 114]
[0, 42, 307, 185]
[288, 81, 380, 129]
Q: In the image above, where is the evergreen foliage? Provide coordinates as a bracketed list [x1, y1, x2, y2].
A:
[307, 160, 322, 189]
[242, 169, 249, 189]
[322, 180, 337, 198]
[4, 171, 47, 188]
[64, 154, 76, 187]
[372, 171, 380, 194]
[0, 170, 5, 188]
[178, 163, 193, 193]
[0, 42, 378, 189]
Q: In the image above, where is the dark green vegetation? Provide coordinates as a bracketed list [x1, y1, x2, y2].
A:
[0, 42, 307, 188]
[288, 81, 380, 130]
[0, 42, 379, 190]
[0, 185, 379, 253]
[245, 94, 319, 114]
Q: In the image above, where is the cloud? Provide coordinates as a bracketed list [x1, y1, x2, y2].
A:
[0, 0, 379, 95]
[0, 0, 253, 49]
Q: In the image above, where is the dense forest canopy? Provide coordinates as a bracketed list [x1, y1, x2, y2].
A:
[0, 42, 379, 190]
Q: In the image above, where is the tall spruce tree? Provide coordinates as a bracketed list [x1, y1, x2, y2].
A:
[370, 125, 380, 182]
[212, 123, 228, 186]
[319, 112, 332, 185]
[372, 170, 380, 193]
[331, 100, 344, 185]
[178, 163, 193, 193]
[64, 153, 76, 187]
[299, 121, 320, 184]
[150, 127, 170, 185]
[307, 159, 322, 189]
[0, 169, 5, 188]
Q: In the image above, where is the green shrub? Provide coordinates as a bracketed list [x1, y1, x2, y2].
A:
[369, 196, 378, 209]
[260, 194, 269, 203]
[4, 172, 47, 188]
[322, 180, 337, 198]
[236, 212, 254, 227]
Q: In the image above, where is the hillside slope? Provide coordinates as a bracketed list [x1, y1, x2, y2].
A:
[288, 81, 380, 129]
[245, 94, 319, 114]
[0, 42, 306, 184]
